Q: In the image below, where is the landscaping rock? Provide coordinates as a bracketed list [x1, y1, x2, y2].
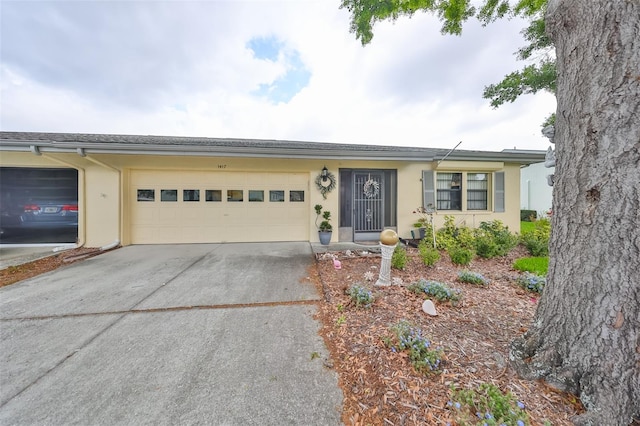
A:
[422, 299, 438, 316]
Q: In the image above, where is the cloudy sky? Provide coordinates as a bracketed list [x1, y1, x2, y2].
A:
[0, 0, 556, 152]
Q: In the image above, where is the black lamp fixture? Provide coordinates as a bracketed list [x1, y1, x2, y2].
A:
[321, 166, 329, 182]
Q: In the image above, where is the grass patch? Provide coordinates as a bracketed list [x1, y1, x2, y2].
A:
[513, 257, 549, 276]
[520, 221, 535, 234]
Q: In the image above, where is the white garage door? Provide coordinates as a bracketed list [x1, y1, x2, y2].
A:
[130, 170, 309, 244]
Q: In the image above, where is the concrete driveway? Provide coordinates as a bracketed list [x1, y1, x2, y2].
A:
[0, 243, 343, 425]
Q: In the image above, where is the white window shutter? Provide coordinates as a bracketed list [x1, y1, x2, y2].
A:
[494, 171, 505, 212]
[422, 170, 435, 209]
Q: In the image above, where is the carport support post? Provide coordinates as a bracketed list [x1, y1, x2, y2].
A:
[375, 243, 397, 287]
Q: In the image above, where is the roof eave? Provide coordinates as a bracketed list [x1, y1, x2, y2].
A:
[0, 141, 435, 161]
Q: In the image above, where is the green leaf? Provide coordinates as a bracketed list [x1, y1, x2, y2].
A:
[483, 61, 556, 108]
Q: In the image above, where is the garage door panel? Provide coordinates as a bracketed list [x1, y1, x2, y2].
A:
[130, 170, 309, 244]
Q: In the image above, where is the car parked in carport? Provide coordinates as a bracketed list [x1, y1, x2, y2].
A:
[0, 192, 78, 235]
[18, 199, 78, 228]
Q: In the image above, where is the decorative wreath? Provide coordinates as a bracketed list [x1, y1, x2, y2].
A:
[315, 171, 337, 199]
[363, 178, 380, 199]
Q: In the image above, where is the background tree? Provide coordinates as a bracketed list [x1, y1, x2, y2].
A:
[340, 0, 640, 424]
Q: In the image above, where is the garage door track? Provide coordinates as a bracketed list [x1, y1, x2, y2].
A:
[0, 243, 343, 425]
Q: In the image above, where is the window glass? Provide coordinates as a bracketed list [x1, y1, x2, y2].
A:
[205, 190, 222, 202]
[183, 189, 200, 202]
[436, 173, 462, 210]
[227, 190, 243, 202]
[269, 190, 285, 202]
[248, 190, 264, 202]
[467, 173, 488, 210]
[289, 190, 305, 202]
[161, 189, 178, 202]
[137, 189, 155, 202]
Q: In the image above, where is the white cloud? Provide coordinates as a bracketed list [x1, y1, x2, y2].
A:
[0, 0, 555, 151]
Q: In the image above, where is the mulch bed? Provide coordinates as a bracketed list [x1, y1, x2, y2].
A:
[312, 245, 583, 425]
[0, 247, 104, 288]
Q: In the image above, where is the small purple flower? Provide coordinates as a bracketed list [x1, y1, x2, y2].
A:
[517, 401, 525, 409]
[454, 402, 461, 409]
[517, 420, 525, 426]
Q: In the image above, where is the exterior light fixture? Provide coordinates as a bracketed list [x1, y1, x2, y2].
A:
[321, 166, 329, 182]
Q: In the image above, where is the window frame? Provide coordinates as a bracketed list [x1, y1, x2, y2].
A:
[423, 170, 501, 212]
[466, 173, 488, 211]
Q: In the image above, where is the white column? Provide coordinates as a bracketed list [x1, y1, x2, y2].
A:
[375, 243, 397, 287]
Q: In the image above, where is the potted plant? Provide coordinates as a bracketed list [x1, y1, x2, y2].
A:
[412, 207, 429, 239]
[314, 204, 333, 245]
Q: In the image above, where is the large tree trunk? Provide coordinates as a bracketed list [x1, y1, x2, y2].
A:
[510, 1, 640, 425]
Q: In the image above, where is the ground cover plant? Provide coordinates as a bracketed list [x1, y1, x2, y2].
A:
[314, 242, 582, 425]
[458, 270, 490, 286]
[346, 284, 374, 308]
[513, 257, 548, 276]
[407, 279, 461, 304]
[520, 220, 536, 234]
[515, 273, 546, 294]
[449, 383, 531, 426]
[386, 320, 444, 374]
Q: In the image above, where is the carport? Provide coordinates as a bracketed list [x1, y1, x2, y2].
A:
[0, 167, 78, 245]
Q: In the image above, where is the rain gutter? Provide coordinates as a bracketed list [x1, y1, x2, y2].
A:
[3, 137, 546, 163]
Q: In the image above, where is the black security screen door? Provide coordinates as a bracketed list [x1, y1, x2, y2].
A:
[353, 171, 385, 241]
[339, 169, 397, 242]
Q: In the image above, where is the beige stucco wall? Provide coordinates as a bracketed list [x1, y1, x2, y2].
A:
[393, 160, 521, 240]
[1, 152, 522, 246]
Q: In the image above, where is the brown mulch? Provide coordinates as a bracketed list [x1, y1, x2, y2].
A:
[0, 247, 105, 287]
[312, 245, 583, 426]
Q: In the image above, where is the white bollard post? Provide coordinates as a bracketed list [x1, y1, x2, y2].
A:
[375, 229, 399, 287]
[375, 242, 397, 287]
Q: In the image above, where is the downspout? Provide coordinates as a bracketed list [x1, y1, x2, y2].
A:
[40, 154, 86, 249]
[78, 149, 122, 248]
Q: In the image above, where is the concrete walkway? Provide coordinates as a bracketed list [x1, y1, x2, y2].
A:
[0, 243, 343, 425]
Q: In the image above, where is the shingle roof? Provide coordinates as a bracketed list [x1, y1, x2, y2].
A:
[0, 131, 545, 163]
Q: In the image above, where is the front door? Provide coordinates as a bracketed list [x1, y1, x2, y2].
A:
[353, 171, 385, 241]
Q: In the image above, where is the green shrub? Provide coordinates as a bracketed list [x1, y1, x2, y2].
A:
[407, 279, 461, 304]
[391, 245, 408, 270]
[520, 209, 537, 221]
[472, 220, 518, 259]
[417, 239, 440, 266]
[346, 284, 374, 308]
[458, 270, 489, 286]
[387, 320, 443, 374]
[521, 218, 551, 256]
[516, 272, 546, 293]
[474, 233, 500, 259]
[436, 215, 475, 251]
[513, 257, 549, 276]
[448, 246, 474, 266]
[449, 383, 530, 426]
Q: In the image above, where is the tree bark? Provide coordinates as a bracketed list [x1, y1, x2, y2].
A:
[510, 1, 640, 425]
